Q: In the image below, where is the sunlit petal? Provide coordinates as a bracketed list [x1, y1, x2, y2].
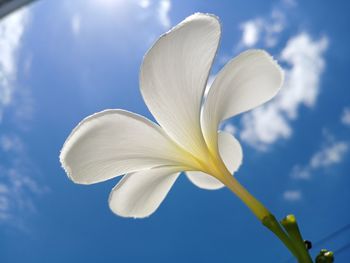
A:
[218, 131, 243, 173]
[186, 171, 223, 190]
[202, 50, 284, 151]
[186, 131, 243, 190]
[60, 110, 190, 184]
[109, 167, 181, 218]
[140, 13, 221, 160]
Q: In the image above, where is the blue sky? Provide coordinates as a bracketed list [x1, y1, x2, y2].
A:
[1, 0, 350, 262]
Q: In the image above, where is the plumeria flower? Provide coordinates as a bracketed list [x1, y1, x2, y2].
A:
[60, 13, 283, 219]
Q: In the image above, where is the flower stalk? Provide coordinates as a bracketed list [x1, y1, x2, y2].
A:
[222, 170, 313, 262]
[281, 215, 313, 262]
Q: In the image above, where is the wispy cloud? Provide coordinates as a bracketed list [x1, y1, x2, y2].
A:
[233, 1, 329, 150]
[0, 9, 47, 227]
[283, 190, 302, 202]
[158, 0, 171, 29]
[241, 33, 329, 150]
[310, 142, 348, 169]
[238, 8, 286, 49]
[0, 8, 34, 126]
[222, 123, 237, 135]
[0, 134, 23, 152]
[291, 140, 348, 180]
[71, 13, 81, 36]
[0, 134, 48, 226]
[279, 34, 329, 118]
[341, 107, 350, 127]
[240, 103, 291, 149]
[139, 0, 151, 8]
[239, 20, 261, 47]
[0, 9, 28, 120]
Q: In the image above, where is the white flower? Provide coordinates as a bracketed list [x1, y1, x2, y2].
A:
[60, 13, 283, 219]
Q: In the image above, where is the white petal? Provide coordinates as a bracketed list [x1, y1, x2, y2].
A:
[109, 167, 181, 218]
[140, 13, 221, 160]
[60, 110, 190, 184]
[186, 171, 224, 190]
[186, 131, 243, 190]
[218, 131, 243, 173]
[202, 50, 284, 151]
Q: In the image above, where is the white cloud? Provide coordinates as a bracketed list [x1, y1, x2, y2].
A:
[240, 20, 261, 47]
[222, 122, 237, 135]
[292, 140, 348, 180]
[241, 104, 291, 150]
[0, 9, 47, 227]
[310, 142, 348, 169]
[279, 33, 329, 118]
[0, 134, 23, 152]
[0, 9, 28, 120]
[71, 14, 81, 36]
[283, 190, 302, 201]
[158, 0, 171, 29]
[341, 107, 350, 127]
[240, 33, 328, 150]
[11, 86, 35, 128]
[238, 8, 285, 49]
[139, 0, 151, 8]
[135, 0, 172, 31]
[0, 135, 48, 225]
[291, 165, 311, 180]
[264, 9, 285, 47]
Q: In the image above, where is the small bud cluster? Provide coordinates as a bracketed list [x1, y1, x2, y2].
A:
[315, 249, 334, 263]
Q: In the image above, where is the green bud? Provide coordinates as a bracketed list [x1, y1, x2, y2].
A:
[315, 249, 334, 263]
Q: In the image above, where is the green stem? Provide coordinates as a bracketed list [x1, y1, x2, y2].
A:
[221, 173, 312, 262]
[262, 214, 302, 260]
[281, 215, 313, 263]
[222, 174, 270, 221]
